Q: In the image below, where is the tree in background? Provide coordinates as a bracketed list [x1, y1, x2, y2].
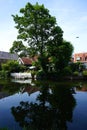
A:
[48, 38, 73, 74]
[12, 2, 73, 75]
[10, 40, 27, 57]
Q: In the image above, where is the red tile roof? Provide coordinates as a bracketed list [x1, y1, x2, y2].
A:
[21, 57, 32, 65]
[21, 56, 38, 65]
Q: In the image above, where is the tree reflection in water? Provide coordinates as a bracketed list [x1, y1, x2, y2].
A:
[11, 81, 76, 130]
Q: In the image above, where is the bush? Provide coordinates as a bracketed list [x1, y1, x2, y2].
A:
[82, 70, 87, 76]
[73, 71, 79, 76]
[36, 70, 46, 79]
[0, 70, 10, 79]
[62, 66, 72, 76]
[1, 60, 25, 73]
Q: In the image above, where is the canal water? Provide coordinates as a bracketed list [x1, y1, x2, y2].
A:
[0, 79, 87, 130]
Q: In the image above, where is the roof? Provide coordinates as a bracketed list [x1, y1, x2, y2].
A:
[0, 51, 18, 60]
[21, 57, 33, 65]
[18, 56, 38, 66]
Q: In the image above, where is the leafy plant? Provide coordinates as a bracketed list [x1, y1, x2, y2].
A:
[73, 71, 79, 76]
[83, 70, 87, 76]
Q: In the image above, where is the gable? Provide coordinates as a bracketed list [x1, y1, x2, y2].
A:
[19, 57, 32, 66]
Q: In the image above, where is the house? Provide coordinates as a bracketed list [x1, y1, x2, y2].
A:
[18, 57, 32, 66]
[18, 56, 37, 67]
[74, 52, 87, 69]
[74, 52, 87, 63]
[0, 51, 18, 65]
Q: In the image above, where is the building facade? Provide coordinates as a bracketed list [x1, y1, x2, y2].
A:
[74, 52, 87, 63]
[74, 52, 87, 69]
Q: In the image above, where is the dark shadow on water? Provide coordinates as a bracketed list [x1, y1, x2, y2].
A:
[11, 81, 76, 130]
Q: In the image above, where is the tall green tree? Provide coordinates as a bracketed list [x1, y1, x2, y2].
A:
[12, 2, 63, 71]
[12, 2, 73, 74]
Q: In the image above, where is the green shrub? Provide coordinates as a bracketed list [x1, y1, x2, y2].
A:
[82, 70, 87, 76]
[36, 70, 46, 79]
[0, 70, 10, 79]
[73, 71, 79, 76]
[62, 66, 72, 76]
[1, 60, 25, 73]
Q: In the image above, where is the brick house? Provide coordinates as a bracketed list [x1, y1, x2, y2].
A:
[74, 52, 87, 69]
[74, 52, 87, 63]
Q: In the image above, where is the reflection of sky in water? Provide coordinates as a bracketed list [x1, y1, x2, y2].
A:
[0, 80, 87, 130]
[0, 91, 39, 129]
[67, 91, 87, 130]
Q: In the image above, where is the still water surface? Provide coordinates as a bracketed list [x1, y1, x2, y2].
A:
[0, 79, 87, 130]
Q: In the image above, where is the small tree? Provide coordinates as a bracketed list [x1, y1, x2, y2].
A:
[48, 40, 73, 73]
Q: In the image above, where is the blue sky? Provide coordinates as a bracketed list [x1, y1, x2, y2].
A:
[0, 0, 87, 53]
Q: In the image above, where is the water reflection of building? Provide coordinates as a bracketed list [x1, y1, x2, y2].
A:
[0, 84, 39, 100]
[20, 86, 39, 95]
[76, 83, 87, 91]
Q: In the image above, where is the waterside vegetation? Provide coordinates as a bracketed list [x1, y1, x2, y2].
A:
[10, 2, 73, 80]
[0, 2, 87, 80]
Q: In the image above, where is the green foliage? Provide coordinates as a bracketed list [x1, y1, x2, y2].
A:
[62, 66, 72, 76]
[73, 71, 79, 76]
[82, 70, 87, 76]
[10, 40, 27, 57]
[36, 70, 46, 79]
[0, 70, 9, 79]
[1, 60, 25, 73]
[79, 63, 86, 72]
[12, 2, 74, 77]
[38, 55, 49, 72]
[48, 40, 73, 73]
[69, 62, 79, 72]
[32, 60, 40, 70]
[70, 62, 85, 74]
[12, 2, 57, 55]
[0, 61, 20, 79]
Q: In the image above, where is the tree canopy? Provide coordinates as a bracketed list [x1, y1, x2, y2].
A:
[10, 40, 27, 57]
[11, 2, 74, 74]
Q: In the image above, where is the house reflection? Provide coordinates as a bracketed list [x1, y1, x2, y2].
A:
[76, 82, 87, 92]
[11, 81, 76, 130]
[0, 79, 39, 100]
[20, 85, 39, 96]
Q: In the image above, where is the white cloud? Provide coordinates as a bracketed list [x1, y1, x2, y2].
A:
[0, 29, 17, 52]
